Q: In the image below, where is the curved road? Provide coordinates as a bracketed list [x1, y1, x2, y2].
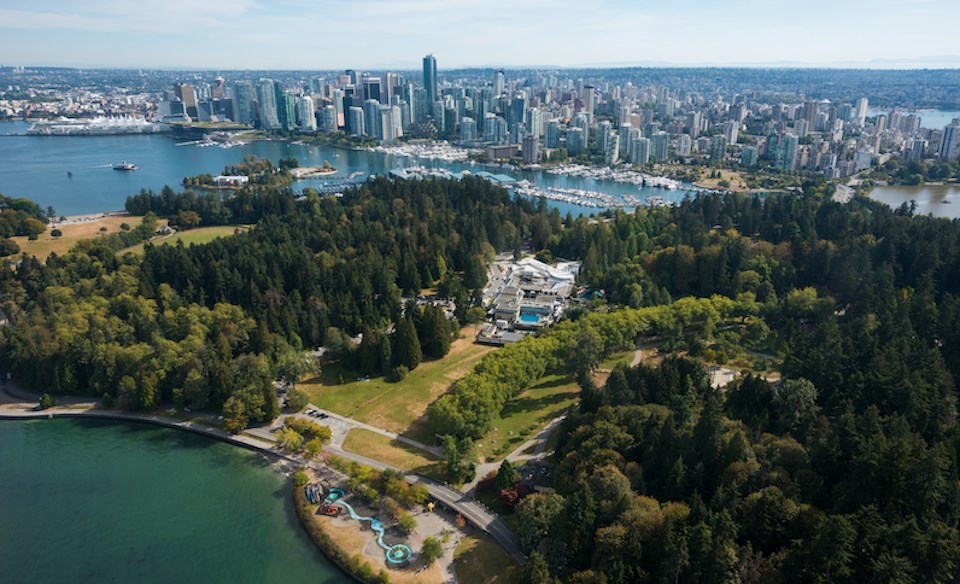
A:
[0, 385, 526, 565]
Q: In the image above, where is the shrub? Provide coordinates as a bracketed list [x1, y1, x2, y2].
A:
[387, 365, 408, 383]
[50, 229, 62, 238]
[38, 393, 54, 409]
[420, 537, 444, 566]
[292, 470, 310, 487]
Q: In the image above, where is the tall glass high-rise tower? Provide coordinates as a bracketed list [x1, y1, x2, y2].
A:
[422, 54, 438, 106]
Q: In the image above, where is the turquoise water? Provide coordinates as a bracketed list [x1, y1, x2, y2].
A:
[519, 314, 541, 324]
[0, 121, 694, 217]
[0, 418, 349, 584]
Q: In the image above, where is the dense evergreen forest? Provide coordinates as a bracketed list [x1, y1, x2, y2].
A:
[4, 171, 960, 580]
[442, 185, 960, 583]
[0, 176, 545, 427]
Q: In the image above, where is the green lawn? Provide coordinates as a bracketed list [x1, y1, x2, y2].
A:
[301, 329, 493, 443]
[454, 535, 521, 584]
[599, 349, 635, 370]
[341, 428, 444, 479]
[122, 225, 249, 254]
[476, 374, 579, 462]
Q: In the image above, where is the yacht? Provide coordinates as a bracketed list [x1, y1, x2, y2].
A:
[113, 161, 139, 171]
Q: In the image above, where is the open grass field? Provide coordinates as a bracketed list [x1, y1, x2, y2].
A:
[693, 169, 750, 192]
[11, 214, 159, 261]
[476, 374, 580, 461]
[122, 225, 248, 255]
[453, 535, 520, 584]
[341, 428, 444, 479]
[302, 326, 493, 443]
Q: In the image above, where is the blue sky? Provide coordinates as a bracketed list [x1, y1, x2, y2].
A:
[1, 0, 958, 69]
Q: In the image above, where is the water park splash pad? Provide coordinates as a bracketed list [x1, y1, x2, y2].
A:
[306, 485, 414, 564]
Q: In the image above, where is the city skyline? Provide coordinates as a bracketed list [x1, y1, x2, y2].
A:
[2, 0, 960, 70]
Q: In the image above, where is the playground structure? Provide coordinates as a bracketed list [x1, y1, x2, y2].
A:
[307, 484, 414, 566]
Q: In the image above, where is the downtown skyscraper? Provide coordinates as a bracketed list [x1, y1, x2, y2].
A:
[422, 54, 438, 106]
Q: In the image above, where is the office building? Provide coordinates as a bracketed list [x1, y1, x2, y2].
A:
[175, 83, 199, 119]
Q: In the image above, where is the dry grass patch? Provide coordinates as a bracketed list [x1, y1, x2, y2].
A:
[12, 214, 160, 261]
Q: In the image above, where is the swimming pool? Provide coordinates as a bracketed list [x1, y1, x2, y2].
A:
[519, 314, 540, 324]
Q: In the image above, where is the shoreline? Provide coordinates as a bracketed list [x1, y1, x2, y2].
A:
[0, 385, 524, 574]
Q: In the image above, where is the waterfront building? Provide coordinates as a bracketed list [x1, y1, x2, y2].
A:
[321, 105, 337, 133]
[232, 81, 255, 125]
[522, 134, 541, 164]
[298, 95, 316, 132]
[566, 127, 584, 155]
[545, 119, 562, 149]
[276, 87, 296, 132]
[460, 117, 477, 142]
[363, 99, 381, 139]
[651, 131, 669, 162]
[348, 106, 364, 136]
[620, 124, 638, 159]
[741, 145, 759, 166]
[604, 133, 620, 165]
[257, 79, 280, 130]
[940, 119, 960, 160]
[380, 105, 402, 144]
[483, 113, 498, 143]
[629, 136, 650, 165]
[676, 134, 692, 157]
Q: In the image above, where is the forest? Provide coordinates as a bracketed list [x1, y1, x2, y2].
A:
[3, 171, 960, 580]
[0, 175, 547, 429]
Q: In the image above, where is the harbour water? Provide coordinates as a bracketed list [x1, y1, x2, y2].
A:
[866, 109, 960, 130]
[0, 418, 348, 584]
[0, 121, 695, 217]
[868, 184, 960, 219]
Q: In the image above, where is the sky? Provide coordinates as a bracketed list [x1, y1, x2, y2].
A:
[1, 0, 959, 70]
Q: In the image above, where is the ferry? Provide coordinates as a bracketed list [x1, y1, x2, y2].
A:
[113, 161, 138, 171]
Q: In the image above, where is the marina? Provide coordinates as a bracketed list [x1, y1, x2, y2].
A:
[0, 120, 701, 216]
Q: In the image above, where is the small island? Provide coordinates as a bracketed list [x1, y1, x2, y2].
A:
[181, 156, 336, 189]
